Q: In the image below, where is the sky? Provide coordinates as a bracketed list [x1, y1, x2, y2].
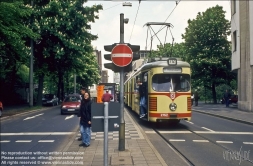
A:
[85, 0, 231, 83]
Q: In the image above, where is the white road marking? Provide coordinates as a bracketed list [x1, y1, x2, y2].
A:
[243, 142, 253, 145]
[145, 131, 253, 135]
[193, 140, 209, 142]
[38, 140, 54, 142]
[23, 113, 44, 121]
[0, 132, 75, 136]
[145, 131, 156, 134]
[186, 121, 194, 124]
[0, 140, 10, 143]
[201, 127, 214, 132]
[216, 141, 233, 144]
[158, 131, 192, 134]
[65, 115, 74, 120]
[169, 139, 185, 142]
[194, 131, 253, 134]
[16, 140, 32, 143]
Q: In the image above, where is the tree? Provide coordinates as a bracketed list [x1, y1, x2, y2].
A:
[0, 0, 38, 104]
[182, 5, 235, 103]
[32, 0, 102, 104]
[147, 43, 187, 60]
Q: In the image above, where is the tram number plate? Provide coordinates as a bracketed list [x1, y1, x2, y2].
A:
[161, 114, 169, 117]
[170, 114, 177, 118]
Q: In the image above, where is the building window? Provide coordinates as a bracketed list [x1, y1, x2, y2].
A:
[231, 0, 236, 15]
[233, 30, 237, 52]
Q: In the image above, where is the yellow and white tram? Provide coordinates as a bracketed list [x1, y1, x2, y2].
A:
[124, 57, 192, 123]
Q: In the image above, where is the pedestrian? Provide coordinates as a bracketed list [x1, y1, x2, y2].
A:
[194, 90, 199, 106]
[138, 74, 148, 118]
[191, 92, 194, 106]
[224, 89, 231, 107]
[102, 90, 113, 102]
[77, 87, 87, 141]
[78, 92, 92, 147]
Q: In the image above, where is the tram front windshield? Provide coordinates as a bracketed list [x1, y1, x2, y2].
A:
[152, 74, 190, 92]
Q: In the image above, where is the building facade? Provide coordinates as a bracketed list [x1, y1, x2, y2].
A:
[113, 73, 120, 83]
[231, 0, 253, 111]
[93, 48, 102, 82]
[101, 70, 109, 83]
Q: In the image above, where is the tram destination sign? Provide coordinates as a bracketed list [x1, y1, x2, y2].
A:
[163, 67, 182, 73]
[167, 58, 177, 66]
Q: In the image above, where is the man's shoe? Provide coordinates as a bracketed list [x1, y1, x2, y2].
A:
[77, 137, 82, 141]
[140, 114, 145, 118]
[84, 144, 90, 147]
[79, 143, 86, 147]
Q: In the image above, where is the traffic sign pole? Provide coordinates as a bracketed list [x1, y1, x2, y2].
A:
[118, 13, 125, 151]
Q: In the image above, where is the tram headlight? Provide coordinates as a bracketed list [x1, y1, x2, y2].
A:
[169, 103, 177, 111]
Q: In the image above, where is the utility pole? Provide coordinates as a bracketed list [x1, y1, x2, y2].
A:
[74, 74, 76, 94]
[119, 13, 125, 151]
[29, 0, 34, 107]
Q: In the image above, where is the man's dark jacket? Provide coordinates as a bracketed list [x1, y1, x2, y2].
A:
[78, 98, 92, 127]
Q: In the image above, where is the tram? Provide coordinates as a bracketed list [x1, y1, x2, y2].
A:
[124, 57, 192, 124]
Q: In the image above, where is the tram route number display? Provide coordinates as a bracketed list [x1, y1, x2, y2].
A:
[1, 151, 84, 165]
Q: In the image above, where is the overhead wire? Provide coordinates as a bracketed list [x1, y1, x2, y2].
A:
[157, 0, 181, 33]
[103, 3, 121, 11]
[147, 1, 181, 50]
[129, 0, 141, 43]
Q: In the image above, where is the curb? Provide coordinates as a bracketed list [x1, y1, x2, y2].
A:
[125, 109, 168, 166]
[0, 106, 59, 121]
[193, 109, 253, 126]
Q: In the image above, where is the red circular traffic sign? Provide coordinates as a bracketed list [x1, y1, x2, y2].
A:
[111, 44, 133, 67]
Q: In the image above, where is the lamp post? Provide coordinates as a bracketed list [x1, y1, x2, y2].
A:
[118, 13, 129, 151]
[29, 0, 34, 107]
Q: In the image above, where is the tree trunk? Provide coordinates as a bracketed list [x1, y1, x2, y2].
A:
[36, 74, 44, 106]
[212, 81, 217, 104]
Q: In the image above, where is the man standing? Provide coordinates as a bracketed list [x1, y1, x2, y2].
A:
[194, 90, 199, 106]
[224, 89, 231, 107]
[78, 87, 86, 141]
[102, 90, 113, 102]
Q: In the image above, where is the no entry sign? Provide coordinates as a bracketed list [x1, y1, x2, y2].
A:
[111, 44, 133, 67]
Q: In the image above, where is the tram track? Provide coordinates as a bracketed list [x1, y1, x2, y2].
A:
[153, 127, 195, 166]
[153, 122, 253, 166]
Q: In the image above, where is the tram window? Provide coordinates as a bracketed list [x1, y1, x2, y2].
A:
[152, 74, 190, 92]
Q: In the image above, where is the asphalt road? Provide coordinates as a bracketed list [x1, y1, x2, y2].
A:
[127, 109, 253, 166]
[0, 106, 80, 166]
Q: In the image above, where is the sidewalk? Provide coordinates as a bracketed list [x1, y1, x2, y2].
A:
[192, 102, 253, 125]
[55, 109, 168, 166]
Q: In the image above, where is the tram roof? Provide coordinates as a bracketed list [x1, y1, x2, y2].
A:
[124, 58, 190, 83]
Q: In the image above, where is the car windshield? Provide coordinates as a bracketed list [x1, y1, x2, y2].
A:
[64, 96, 81, 102]
[152, 74, 191, 92]
[43, 94, 54, 99]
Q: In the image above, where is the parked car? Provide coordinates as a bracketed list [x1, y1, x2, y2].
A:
[230, 95, 238, 104]
[220, 95, 238, 104]
[0, 101, 3, 117]
[61, 94, 81, 115]
[42, 94, 59, 106]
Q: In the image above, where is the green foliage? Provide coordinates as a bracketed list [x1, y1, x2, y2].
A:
[31, 0, 103, 99]
[182, 5, 236, 103]
[147, 43, 187, 60]
[0, 0, 39, 104]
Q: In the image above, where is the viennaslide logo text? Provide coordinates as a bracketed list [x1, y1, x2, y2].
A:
[223, 146, 250, 165]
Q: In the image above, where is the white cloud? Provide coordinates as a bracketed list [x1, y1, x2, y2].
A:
[87, 1, 231, 83]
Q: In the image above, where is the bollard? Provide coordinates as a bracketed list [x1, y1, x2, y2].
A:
[104, 102, 109, 166]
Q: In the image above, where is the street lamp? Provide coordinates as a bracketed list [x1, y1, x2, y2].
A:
[122, 2, 132, 7]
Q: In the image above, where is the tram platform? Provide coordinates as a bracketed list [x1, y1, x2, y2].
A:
[57, 109, 168, 166]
